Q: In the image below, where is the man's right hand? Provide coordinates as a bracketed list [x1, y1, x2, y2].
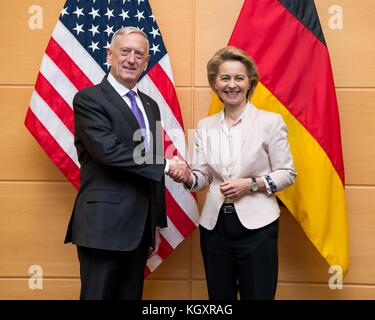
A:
[168, 156, 192, 184]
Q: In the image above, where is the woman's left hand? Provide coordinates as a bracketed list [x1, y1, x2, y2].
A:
[219, 178, 250, 200]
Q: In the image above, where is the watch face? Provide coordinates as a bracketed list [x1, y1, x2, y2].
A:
[251, 181, 258, 192]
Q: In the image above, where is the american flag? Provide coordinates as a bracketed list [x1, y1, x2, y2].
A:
[24, 0, 199, 275]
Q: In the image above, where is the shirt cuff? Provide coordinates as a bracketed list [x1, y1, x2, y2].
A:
[187, 172, 197, 191]
[164, 159, 170, 174]
[262, 176, 273, 195]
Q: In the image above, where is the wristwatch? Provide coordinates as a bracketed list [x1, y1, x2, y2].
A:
[250, 177, 259, 192]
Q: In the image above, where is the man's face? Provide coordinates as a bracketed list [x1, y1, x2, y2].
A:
[107, 33, 150, 88]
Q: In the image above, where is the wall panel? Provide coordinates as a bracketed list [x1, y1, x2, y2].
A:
[192, 280, 375, 300]
[0, 0, 62, 85]
[276, 282, 375, 300]
[143, 280, 191, 300]
[149, 0, 193, 87]
[338, 90, 375, 185]
[0, 278, 80, 300]
[315, 0, 375, 87]
[0, 87, 65, 181]
[0, 183, 77, 277]
[194, 0, 244, 87]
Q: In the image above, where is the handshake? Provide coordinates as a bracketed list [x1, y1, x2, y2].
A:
[167, 156, 193, 186]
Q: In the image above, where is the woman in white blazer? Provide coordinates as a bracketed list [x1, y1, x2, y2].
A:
[172, 47, 296, 299]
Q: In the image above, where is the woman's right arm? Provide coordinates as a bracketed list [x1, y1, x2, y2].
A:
[186, 124, 213, 191]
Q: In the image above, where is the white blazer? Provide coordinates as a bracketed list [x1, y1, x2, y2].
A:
[190, 103, 297, 230]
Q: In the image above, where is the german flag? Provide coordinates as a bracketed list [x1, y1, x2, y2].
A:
[209, 0, 349, 273]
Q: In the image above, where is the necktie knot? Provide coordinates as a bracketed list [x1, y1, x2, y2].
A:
[126, 90, 136, 100]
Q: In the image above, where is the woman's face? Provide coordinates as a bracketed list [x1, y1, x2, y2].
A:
[214, 60, 250, 108]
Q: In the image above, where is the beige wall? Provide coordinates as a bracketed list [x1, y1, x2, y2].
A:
[0, 0, 374, 300]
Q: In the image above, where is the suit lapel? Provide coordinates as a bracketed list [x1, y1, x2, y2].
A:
[99, 77, 140, 132]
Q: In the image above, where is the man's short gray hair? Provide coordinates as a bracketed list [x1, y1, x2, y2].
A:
[110, 26, 149, 53]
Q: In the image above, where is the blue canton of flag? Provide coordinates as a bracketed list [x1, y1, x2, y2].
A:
[60, 0, 167, 74]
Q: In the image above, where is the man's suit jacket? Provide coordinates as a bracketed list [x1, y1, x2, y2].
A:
[65, 77, 167, 251]
[191, 103, 296, 230]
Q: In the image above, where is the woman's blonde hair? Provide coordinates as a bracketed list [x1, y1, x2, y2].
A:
[207, 46, 259, 100]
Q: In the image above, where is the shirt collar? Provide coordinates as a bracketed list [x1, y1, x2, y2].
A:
[220, 101, 251, 125]
[107, 72, 139, 98]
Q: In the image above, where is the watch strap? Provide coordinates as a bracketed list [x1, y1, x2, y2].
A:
[265, 175, 277, 193]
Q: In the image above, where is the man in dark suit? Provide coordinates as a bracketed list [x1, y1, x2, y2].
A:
[64, 27, 186, 300]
